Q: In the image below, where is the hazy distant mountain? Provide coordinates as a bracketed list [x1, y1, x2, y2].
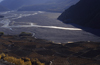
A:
[18, 0, 79, 12]
[58, 0, 100, 29]
[0, 0, 53, 10]
[0, 0, 79, 12]
[0, 4, 9, 11]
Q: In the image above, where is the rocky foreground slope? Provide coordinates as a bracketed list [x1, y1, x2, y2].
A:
[0, 33, 100, 65]
[58, 0, 100, 29]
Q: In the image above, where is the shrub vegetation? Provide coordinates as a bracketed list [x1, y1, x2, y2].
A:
[0, 53, 45, 65]
[0, 32, 4, 36]
[31, 58, 45, 65]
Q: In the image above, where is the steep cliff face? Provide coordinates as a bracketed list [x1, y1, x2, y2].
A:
[58, 0, 100, 29]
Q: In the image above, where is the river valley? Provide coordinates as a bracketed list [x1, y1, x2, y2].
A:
[0, 11, 100, 43]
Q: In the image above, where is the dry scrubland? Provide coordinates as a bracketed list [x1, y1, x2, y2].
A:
[0, 32, 100, 65]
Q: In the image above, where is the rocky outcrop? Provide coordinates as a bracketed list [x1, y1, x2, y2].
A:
[58, 0, 100, 29]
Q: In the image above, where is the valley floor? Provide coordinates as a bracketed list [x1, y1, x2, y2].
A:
[0, 11, 100, 43]
[0, 11, 100, 65]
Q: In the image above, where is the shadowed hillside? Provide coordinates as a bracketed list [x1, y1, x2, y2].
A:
[58, 0, 100, 29]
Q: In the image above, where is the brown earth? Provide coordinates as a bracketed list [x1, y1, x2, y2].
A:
[0, 34, 100, 65]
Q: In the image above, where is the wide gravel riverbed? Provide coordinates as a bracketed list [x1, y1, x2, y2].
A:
[0, 11, 100, 43]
